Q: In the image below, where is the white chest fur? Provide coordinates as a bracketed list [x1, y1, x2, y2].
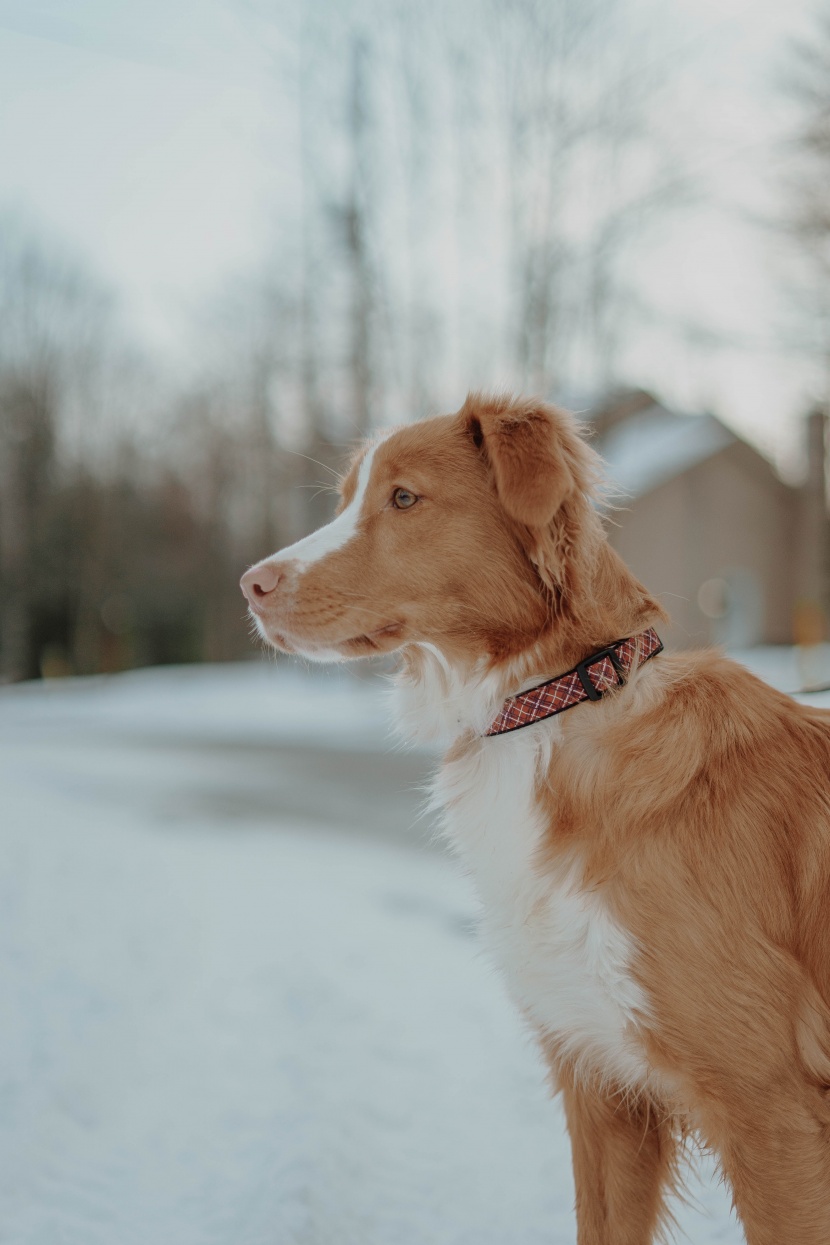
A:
[433, 726, 652, 1088]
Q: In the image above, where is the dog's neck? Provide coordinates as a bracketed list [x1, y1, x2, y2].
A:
[393, 543, 665, 747]
[393, 644, 534, 745]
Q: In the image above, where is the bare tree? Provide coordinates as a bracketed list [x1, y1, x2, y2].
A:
[344, 33, 375, 437]
[267, 0, 687, 415]
[0, 215, 115, 680]
[781, 10, 830, 394]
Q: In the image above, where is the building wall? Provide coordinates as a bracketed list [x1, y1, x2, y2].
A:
[606, 445, 798, 648]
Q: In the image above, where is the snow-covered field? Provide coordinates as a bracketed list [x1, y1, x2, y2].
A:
[3, 650, 821, 1244]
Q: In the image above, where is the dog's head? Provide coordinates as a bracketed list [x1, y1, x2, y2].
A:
[241, 393, 631, 665]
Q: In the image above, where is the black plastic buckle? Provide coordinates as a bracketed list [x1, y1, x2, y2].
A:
[575, 646, 626, 701]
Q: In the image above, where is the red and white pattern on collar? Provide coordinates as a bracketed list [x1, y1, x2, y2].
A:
[485, 627, 663, 737]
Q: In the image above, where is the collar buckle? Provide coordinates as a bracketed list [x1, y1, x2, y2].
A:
[575, 646, 626, 701]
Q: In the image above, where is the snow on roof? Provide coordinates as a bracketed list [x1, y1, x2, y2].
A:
[598, 403, 736, 499]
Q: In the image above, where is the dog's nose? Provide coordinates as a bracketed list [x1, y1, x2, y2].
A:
[240, 562, 281, 610]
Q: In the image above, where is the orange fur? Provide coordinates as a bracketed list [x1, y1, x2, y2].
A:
[243, 394, 830, 1244]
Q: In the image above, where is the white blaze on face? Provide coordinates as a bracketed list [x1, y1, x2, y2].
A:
[248, 439, 382, 661]
[274, 440, 379, 570]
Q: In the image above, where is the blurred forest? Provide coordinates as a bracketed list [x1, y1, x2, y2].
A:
[1, 0, 828, 681]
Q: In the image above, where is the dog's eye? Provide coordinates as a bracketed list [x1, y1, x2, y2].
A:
[392, 488, 418, 510]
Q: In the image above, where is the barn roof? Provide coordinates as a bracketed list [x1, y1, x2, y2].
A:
[596, 402, 736, 499]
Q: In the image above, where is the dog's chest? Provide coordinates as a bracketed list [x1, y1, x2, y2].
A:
[435, 734, 651, 1086]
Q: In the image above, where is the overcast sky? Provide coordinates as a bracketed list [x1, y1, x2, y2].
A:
[0, 0, 822, 469]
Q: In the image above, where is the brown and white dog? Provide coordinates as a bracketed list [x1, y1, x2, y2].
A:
[241, 393, 830, 1245]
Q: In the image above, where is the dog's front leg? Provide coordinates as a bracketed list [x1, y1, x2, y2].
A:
[559, 1073, 678, 1245]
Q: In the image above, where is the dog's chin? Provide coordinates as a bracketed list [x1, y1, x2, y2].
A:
[250, 614, 294, 654]
[252, 614, 405, 662]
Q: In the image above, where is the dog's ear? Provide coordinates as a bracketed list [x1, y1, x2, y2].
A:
[463, 394, 583, 528]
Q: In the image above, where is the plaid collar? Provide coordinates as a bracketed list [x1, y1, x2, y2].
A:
[485, 628, 663, 737]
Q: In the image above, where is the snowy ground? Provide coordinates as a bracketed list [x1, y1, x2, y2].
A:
[3, 650, 823, 1244]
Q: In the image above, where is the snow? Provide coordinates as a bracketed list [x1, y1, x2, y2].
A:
[600, 406, 735, 499]
[0, 659, 395, 752]
[0, 659, 753, 1243]
[731, 644, 830, 701]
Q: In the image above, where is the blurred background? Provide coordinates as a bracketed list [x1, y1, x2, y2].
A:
[2, 0, 830, 677]
[2, 2, 830, 1242]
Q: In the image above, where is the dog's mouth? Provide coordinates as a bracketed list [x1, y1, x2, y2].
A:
[337, 622, 404, 654]
[255, 617, 404, 657]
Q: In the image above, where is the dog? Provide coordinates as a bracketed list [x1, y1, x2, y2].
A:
[241, 393, 830, 1244]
